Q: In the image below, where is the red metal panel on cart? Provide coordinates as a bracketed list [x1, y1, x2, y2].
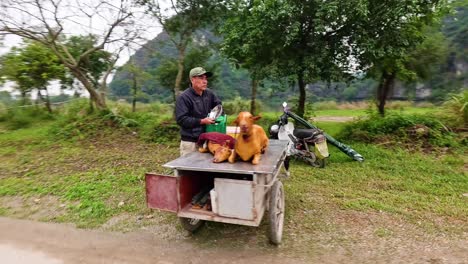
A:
[145, 173, 178, 212]
[179, 173, 197, 209]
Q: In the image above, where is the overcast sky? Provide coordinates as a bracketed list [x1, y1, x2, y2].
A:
[0, 0, 168, 98]
[0, 1, 163, 64]
[0, 35, 22, 55]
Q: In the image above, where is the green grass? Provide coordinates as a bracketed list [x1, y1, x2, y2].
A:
[314, 109, 369, 117]
[395, 107, 438, 115]
[0, 158, 165, 227]
[314, 121, 346, 137]
[0, 113, 466, 253]
[283, 141, 467, 240]
[0, 120, 178, 227]
[0, 121, 52, 142]
[0, 207, 7, 216]
[314, 107, 437, 118]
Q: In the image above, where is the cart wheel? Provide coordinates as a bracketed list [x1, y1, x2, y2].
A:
[269, 181, 285, 245]
[179, 217, 205, 233]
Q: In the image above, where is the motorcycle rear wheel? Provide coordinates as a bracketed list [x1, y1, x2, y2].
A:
[304, 156, 326, 168]
[314, 158, 326, 168]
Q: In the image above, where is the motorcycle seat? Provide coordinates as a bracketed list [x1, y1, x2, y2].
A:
[293, 128, 322, 140]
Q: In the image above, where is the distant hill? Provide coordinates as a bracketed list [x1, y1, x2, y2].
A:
[109, 31, 253, 103]
[110, 6, 467, 105]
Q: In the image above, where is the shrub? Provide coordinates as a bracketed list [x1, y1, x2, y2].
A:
[107, 102, 178, 144]
[103, 112, 139, 128]
[149, 118, 180, 146]
[125, 112, 178, 145]
[439, 90, 468, 129]
[414, 101, 435, 108]
[339, 112, 460, 148]
[59, 99, 92, 120]
[50, 99, 119, 140]
[146, 102, 174, 115]
[50, 113, 106, 140]
[223, 97, 263, 115]
[108, 100, 173, 115]
[0, 104, 53, 130]
[386, 100, 413, 110]
[48, 99, 180, 144]
[337, 101, 370, 110]
[254, 112, 281, 132]
[314, 101, 338, 110]
[0, 102, 7, 116]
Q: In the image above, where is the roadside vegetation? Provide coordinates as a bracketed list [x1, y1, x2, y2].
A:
[0, 0, 466, 259]
[0, 97, 466, 254]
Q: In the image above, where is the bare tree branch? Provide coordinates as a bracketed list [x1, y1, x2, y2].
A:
[0, 0, 158, 110]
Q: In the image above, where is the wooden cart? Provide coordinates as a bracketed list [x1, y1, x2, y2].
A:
[145, 140, 289, 245]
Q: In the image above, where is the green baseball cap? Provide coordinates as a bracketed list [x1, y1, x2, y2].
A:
[189, 67, 213, 78]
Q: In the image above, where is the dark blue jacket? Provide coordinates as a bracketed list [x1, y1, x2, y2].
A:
[175, 87, 222, 142]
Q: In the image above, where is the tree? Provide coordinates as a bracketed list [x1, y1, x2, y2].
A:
[0, 48, 32, 104]
[63, 34, 115, 109]
[0, 0, 152, 110]
[137, 0, 225, 102]
[117, 56, 152, 112]
[0, 41, 67, 112]
[443, 0, 467, 61]
[403, 27, 450, 99]
[220, 0, 364, 117]
[430, 0, 468, 101]
[353, 0, 448, 116]
[0, 91, 13, 106]
[153, 45, 218, 103]
[219, 1, 274, 114]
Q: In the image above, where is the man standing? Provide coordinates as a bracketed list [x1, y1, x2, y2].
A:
[175, 67, 222, 156]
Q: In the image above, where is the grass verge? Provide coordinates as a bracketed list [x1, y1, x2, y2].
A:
[0, 116, 466, 254]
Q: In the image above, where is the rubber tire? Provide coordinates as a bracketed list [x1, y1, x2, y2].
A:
[179, 217, 205, 233]
[316, 157, 326, 168]
[305, 156, 326, 168]
[269, 181, 285, 245]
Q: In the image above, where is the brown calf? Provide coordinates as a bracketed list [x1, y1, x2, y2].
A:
[228, 112, 269, 165]
[197, 132, 236, 163]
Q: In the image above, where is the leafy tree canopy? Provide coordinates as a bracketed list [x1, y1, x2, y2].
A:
[220, 0, 374, 116]
[0, 41, 67, 96]
[443, 0, 468, 60]
[64, 35, 113, 86]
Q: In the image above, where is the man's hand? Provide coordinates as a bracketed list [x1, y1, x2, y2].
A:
[200, 117, 215, 125]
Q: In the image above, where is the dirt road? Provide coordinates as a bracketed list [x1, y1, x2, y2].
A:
[0, 217, 306, 264]
[2, 217, 467, 264]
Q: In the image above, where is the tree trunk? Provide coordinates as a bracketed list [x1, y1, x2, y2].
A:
[173, 46, 186, 103]
[250, 78, 258, 115]
[37, 89, 52, 113]
[377, 70, 396, 117]
[99, 59, 117, 108]
[70, 67, 107, 110]
[21, 91, 27, 105]
[297, 71, 306, 118]
[132, 72, 137, 113]
[89, 97, 94, 112]
[44, 89, 52, 114]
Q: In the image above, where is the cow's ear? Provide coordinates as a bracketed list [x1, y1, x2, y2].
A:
[252, 115, 262, 121]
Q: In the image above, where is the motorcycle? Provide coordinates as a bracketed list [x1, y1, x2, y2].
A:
[269, 102, 330, 168]
[269, 102, 364, 169]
